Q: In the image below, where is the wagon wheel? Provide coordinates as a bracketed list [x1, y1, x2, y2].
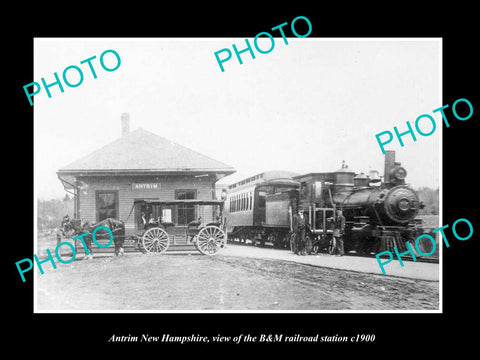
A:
[196, 225, 226, 256]
[142, 227, 169, 254]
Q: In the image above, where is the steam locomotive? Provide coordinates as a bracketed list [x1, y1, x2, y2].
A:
[225, 151, 427, 255]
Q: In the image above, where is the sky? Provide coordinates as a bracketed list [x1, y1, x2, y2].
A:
[34, 38, 441, 200]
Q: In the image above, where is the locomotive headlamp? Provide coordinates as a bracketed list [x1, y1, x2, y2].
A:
[390, 166, 407, 181]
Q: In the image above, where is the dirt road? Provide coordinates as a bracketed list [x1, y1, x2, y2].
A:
[36, 252, 439, 312]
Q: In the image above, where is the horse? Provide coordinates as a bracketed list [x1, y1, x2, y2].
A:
[55, 214, 78, 246]
[61, 215, 125, 260]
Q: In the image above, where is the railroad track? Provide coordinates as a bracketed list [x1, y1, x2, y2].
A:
[226, 239, 439, 264]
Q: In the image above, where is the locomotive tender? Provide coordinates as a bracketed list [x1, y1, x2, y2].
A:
[225, 151, 426, 255]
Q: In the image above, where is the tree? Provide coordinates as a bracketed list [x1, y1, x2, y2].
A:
[37, 196, 74, 231]
[416, 187, 439, 215]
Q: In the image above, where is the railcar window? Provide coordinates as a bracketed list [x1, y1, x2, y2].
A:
[258, 190, 267, 209]
[300, 182, 308, 198]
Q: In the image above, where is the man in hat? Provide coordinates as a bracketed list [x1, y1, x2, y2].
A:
[332, 209, 346, 256]
[293, 206, 309, 255]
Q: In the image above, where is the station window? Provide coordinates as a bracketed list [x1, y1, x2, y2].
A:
[96, 190, 118, 222]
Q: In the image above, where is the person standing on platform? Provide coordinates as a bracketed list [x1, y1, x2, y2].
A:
[293, 206, 309, 255]
[333, 209, 346, 256]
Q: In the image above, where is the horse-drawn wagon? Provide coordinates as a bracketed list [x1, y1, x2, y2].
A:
[132, 199, 227, 256]
[59, 199, 227, 258]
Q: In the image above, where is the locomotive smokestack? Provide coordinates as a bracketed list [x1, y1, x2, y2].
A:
[384, 150, 395, 184]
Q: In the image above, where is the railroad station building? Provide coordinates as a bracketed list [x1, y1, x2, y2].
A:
[57, 114, 235, 236]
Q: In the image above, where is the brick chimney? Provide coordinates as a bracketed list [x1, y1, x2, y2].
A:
[121, 113, 130, 137]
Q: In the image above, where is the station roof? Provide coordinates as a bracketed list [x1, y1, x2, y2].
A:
[57, 128, 235, 177]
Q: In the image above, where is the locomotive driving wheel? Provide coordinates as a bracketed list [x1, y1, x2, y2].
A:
[141, 227, 169, 254]
[289, 233, 297, 253]
[196, 226, 226, 256]
[269, 232, 285, 249]
[305, 235, 313, 255]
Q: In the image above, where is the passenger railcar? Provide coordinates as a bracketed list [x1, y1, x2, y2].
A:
[225, 171, 299, 246]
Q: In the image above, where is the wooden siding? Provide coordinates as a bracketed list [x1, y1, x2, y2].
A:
[76, 175, 216, 235]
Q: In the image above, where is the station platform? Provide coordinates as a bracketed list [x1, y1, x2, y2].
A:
[220, 244, 440, 281]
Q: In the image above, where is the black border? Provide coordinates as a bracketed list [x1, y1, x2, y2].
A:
[7, 4, 478, 354]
